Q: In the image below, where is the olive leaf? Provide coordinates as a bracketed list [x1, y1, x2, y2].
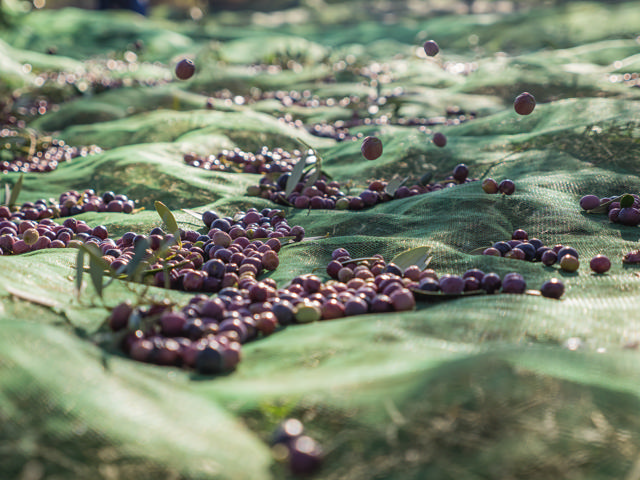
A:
[620, 194, 634, 209]
[385, 176, 408, 197]
[3, 183, 9, 206]
[80, 243, 109, 267]
[126, 237, 151, 282]
[280, 234, 330, 248]
[285, 150, 310, 197]
[390, 246, 431, 271]
[7, 173, 23, 208]
[83, 243, 109, 298]
[298, 137, 333, 183]
[411, 287, 485, 300]
[182, 208, 203, 221]
[469, 246, 490, 255]
[273, 193, 294, 207]
[336, 257, 382, 265]
[154, 201, 180, 236]
[303, 167, 321, 190]
[75, 247, 84, 298]
[295, 137, 313, 152]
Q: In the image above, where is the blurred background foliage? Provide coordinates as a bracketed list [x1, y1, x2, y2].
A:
[4, 0, 639, 18]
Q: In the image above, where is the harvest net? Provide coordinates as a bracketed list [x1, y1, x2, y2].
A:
[1, 1, 640, 479]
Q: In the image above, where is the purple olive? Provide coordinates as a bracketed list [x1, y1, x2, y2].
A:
[452, 164, 469, 182]
[423, 40, 439, 57]
[540, 278, 564, 299]
[579, 195, 600, 211]
[617, 207, 640, 226]
[439, 275, 465, 294]
[361, 136, 383, 160]
[432, 132, 447, 147]
[390, 288, 415, 311]
[590, 255, 611, 274]
[501, 273, 526, 294]
[498, 179, 516, 195]
[371, 294, 394, 313]
[321, 299, 346, 320]
[481, 273, 502, 293]
[541, 250, 557, 266]
[160, 312, 187, 337]
[175, 58, 196, 80]
[514, 92, 536, 115]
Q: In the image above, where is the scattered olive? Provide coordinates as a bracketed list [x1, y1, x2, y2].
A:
[175, 58, 196, 80]
[540, 278, 565, 299]
[361, 136, 383, 160]
[590, 255, 611, 274]
[423, 40, 440, 57]
[432, 132, 447, 147]
[514, 92, 536, 115]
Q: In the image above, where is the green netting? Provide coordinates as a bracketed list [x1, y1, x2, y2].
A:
[1, 1, 640, 479]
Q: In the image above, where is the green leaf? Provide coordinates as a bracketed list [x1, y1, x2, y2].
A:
[303, 167, 320, 190]
[620, 194, 634, 209]
[81, 244, 109, 298]
[80, 243, 109, 267]
[469, 246, 490, 255]
[412, 288, 542, 301]
[411, 287, 485, 301]
[385, 176, 408, 197]
[182, 208, 203, 221]
[295, 137, 313, 152]
[126, 237, 151, 282]
[390, 246, 431, 271]
[273, 192, 294, 207]
[75, 247, 84, 298]
[3, 183, 9, 206]
[285, 151, 309, 197]
[154, 201, 180, 236]
[89, 258, 104, 297]
[8, 173, 23, 208]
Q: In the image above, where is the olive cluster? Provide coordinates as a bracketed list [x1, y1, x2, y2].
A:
[481, 178, 516, 195]
[482, 229, 580, 272]
[251, 164, 478, 211]
[101, 208, 304, 293]
[33, 51, 169, 97]
[56, 189, 136, 216]
[580, 193, 640, 227]
[12, 189, 136, 220]
[105, 247, 419, 376]
[183, 146, 304, 175]
[207, 87, 365, 110]
[0, 213, 111, 255]
[415, 267, 564, 299]
[104, 242, 569, 376]
[2, 98, 52, 126]
[0, 132, 101, 174]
